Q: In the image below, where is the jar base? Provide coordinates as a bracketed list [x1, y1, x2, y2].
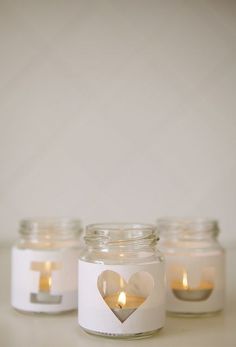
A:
[81, 327, 163, 339]
[13, 307, 77, 315]
[167, 309, 223, 318]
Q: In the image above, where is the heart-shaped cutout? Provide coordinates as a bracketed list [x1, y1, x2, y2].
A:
[97, 270, 154, 323]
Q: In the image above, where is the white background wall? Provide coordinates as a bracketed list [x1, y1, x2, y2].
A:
[0, 0, 235, 244]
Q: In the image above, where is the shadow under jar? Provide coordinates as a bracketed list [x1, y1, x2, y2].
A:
[78, 223, 165, 339]
[157, 218, 225, 317]
[11, 218, 82, 314]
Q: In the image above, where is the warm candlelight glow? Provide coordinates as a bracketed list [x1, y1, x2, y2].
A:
[172, 270, 214, 302]
[39, 262, 52, 292]
[103, 292, 146, 322]
[119, 276, 124, 289]
[31, 261, 61, 293]
[182, 271, 188, 289]
[48, 276, 52, 289]
[118, 291, 126, 308]
[39, 274, 52, 291]
[44, 261, 51, 271]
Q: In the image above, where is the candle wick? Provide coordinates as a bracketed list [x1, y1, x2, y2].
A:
[118, 304, 122, 309]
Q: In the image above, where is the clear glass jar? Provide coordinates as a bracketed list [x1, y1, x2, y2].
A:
[78, 223, 165, 339]
[11, 218, 83, 313]
[157, 217, 225, 316]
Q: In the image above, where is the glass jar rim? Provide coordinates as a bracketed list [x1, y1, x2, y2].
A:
[156, 217, 219, 239]
[19, 217, 83, 240]
[85, 223, 159, 246]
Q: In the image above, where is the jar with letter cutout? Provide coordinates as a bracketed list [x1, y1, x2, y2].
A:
[11, 218, 82, 313]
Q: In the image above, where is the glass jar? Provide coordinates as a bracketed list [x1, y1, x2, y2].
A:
[11, 218, 83, 313]
[157, 217, 225, 316]
[78, 223, 165, 339]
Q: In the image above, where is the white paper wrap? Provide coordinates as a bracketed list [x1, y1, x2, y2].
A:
[11, 247, 79, 312]
[78, 260, 165, 335]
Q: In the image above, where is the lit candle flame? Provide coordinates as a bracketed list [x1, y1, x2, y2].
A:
[182, 271, 188, 289]
[118, 291, 126, 308]
[40, 262, 52, 292]
[119, 276, 124, 289]
[48, 276, 52, 290]
[44, 261, 52, 271]
[103, 281, 107, 295]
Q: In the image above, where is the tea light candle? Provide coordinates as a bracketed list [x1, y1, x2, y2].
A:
[104, 291, 145, 322]
[157, 218, 225, 316]
[11, 218, 82, 313]
[79, 223, 165, 338]
[172, 271, 214, 301]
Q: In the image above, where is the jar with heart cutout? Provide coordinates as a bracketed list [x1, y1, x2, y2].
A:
[78, 223, 165, 338]
[11, 218, 82, 313]
[157, 218, 225, 316]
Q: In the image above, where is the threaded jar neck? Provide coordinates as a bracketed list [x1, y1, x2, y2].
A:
[157, 217, 219, 241]
[19, 218, 83, 242]
[84, 223, 158, 248]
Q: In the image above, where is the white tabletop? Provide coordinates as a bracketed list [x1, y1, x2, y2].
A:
[0, 245, 235, 347]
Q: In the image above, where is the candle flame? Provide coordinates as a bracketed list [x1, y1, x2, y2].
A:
[103, 281, 107, 295]
[182, 271, 188, 289]
[119, 276, 124, 289]
[48, 276, 52, 290]
[118, 291, 126, 308]
[44, 261, 52, 272]
[40, 262, 52, 292]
